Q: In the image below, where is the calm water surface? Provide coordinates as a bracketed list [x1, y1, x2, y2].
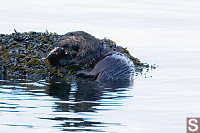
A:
[1, 0, 200, 132]
[0, 79, 134, 132]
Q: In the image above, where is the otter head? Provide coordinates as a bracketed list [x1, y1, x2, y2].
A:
[45, 31, 104, 67]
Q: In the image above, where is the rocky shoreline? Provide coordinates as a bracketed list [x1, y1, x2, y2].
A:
[0, 30, 151, 81]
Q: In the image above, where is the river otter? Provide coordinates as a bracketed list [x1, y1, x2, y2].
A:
[45, 31, 134, 82]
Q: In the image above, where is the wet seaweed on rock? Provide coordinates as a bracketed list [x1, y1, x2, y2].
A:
[0, 30, 150, 80]
[0, 30, 62, 80]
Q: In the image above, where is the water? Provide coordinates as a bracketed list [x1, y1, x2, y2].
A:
[1, 0, 200, 132]
[0, 79, 135, 132]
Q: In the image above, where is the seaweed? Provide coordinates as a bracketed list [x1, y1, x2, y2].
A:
[0, 30, 152, 80]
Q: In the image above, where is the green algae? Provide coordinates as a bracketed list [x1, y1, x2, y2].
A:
[0, 30, 150, 80]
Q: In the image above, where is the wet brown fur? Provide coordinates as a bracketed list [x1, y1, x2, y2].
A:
[57, 31, 105, 67]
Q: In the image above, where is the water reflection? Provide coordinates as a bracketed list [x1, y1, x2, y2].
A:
[44, 78, 133, 132]
[0, 77, 133, 132]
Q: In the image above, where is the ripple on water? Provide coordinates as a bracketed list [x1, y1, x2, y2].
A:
[0, 79, 133, 132]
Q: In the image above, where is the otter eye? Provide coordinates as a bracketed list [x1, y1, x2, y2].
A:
[71, 52, 77, 58]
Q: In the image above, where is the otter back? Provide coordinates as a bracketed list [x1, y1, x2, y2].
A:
[91, 52, 134, 82]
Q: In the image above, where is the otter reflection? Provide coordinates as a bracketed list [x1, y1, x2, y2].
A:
[45, 78, 133, 131]
[46, 79, 133, 112]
